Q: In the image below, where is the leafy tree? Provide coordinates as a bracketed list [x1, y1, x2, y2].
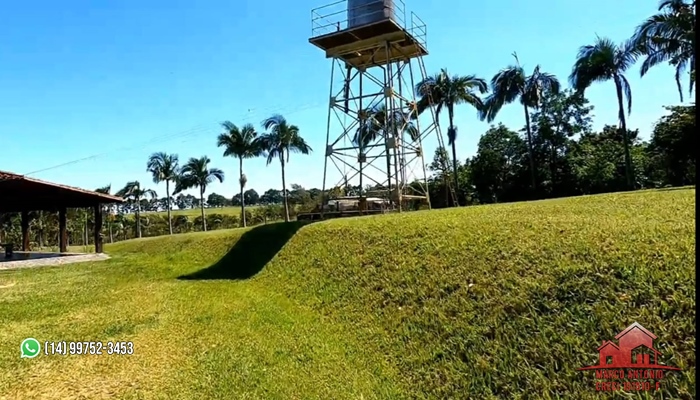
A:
[175, 156, 225, 231]
[28, 210, 54, 248]
[480, 53, 560, 192]
[217, 122, 263, 227]
[260, 189, 283, 205]
[416, 68, 488, 202]
[529, 89, 594, 196]
[95, 184, 116, 243]
[116, 181, 157, 238]
[289, 184, 311, 205]
[570, 37, 636, 189]
[568, 126, 643, 194]
[428, 147, 452, 174]
[260, 114, 312, 222]
[646, 104, 696, 185]
[146, 152, 180, 235]
[630, 0, 696, 101]
[175, 193, 196, 210]
[427, 147, 454, 207]
[207, 193, 229, 207]
[244, 189, 260, 205]
[470, 124, 529, 203]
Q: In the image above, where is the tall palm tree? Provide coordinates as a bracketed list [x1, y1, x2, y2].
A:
[116, 181, 157, 238]
[217, 122, 263, 228]
[570, 37, 636, 189]
[353, 103, 419, 148]
[95, 184, 115, 243]
[416, 69, 488, 204]
[260, 114, 312, 222]
[175, 156, 224, 231]
[630, 0, 695, 101]
[353, 103, 419, 194]
[480, 53, 560, 191]
[146, 152, 180, 235]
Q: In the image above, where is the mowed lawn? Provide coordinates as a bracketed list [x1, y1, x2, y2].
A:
[141, 205, 258, 218]
[0, 188, 695, 399]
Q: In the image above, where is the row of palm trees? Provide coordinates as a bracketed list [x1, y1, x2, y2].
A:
[114, 114, 313, 238]
[114, 155, 223, 237]
[217, 115, 311, 227]
[414, 0, 694, 198]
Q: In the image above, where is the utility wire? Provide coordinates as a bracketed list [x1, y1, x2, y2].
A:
[23, 124, 215, 175]
[23, 101, 326, 176]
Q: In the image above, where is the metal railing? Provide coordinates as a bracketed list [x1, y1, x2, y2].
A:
[409, 11, 426, 49]
[310, 0, 427, 49]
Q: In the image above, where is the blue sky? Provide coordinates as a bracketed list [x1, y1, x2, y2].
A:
[0, 0, 688, 199]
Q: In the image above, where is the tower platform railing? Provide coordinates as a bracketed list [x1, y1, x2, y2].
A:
[310, 0, 426, 50]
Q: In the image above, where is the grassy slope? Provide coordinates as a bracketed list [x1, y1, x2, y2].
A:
[0, 188, 695, 399]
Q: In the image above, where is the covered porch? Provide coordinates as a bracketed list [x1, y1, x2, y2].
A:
[0, 170, 124, 255]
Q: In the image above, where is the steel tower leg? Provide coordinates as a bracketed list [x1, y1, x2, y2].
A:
[319, 46, 448, 216]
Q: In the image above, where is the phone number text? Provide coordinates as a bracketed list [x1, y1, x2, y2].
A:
[44, 341, 134, 356]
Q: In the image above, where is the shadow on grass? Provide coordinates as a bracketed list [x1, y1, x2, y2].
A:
[178, 221, 310, 281]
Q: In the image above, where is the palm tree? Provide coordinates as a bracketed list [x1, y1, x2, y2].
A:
[95, 184, 115, 243]
[353, 103, 419, 148]
[570, 37, 635, 189]
[217, 122, 263, 228]
[116, 181, 156, 238]
[353, 103, 419, 194]
[175, 156, 224, 231]
[260, 114, 312, 222]
[480, 53, 560, 192]
[146, 152, 180, 235]
[29, 210, 54, 249]
[630, 0, 695, 101]
[416, 69, 488, 204]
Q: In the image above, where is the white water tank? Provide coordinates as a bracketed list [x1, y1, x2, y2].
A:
[347, 0, 395, 29]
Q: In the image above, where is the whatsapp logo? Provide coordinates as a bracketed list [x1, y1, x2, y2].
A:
[21, 338, 41, 358]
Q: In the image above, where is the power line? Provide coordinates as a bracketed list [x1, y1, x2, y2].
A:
[23, 101, 326, 176]
[23, 124, 216, 175]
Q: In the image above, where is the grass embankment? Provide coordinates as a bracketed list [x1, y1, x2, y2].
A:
[0, 188, 695, 399]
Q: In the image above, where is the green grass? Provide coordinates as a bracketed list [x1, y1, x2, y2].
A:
[141, 205, 258, 218]
[0, 188, 695, 399]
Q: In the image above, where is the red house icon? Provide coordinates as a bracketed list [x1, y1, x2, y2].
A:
[579, 322, 680, 370]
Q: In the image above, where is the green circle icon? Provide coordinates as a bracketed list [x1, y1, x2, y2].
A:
[21, 338, 40, 358]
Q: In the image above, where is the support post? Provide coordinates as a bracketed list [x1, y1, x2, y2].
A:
[94, 204, 103, 253]
[59, 208, 68, 253]
[21, 211, 30, 251]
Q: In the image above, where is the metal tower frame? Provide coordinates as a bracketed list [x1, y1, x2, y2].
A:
[309, 0, 453, 215]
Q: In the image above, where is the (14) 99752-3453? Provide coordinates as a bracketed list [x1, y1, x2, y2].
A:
[44, 341, 134, 356]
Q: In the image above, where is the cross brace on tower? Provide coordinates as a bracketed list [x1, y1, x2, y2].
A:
[309, 0, 457, 215]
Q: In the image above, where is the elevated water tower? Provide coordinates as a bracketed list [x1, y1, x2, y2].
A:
[309, 0, 450, 213]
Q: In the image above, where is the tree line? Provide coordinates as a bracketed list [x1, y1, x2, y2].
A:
[0, 0, 694, 247]
[107, 113, 312, 239]
[418, 0, 694, 200]
[0, 100, 692, 248]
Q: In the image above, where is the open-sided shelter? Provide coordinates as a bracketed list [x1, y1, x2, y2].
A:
[0, 170, 124, 253]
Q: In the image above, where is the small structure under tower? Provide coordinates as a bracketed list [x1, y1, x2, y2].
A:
[309, 0, 450, 215]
